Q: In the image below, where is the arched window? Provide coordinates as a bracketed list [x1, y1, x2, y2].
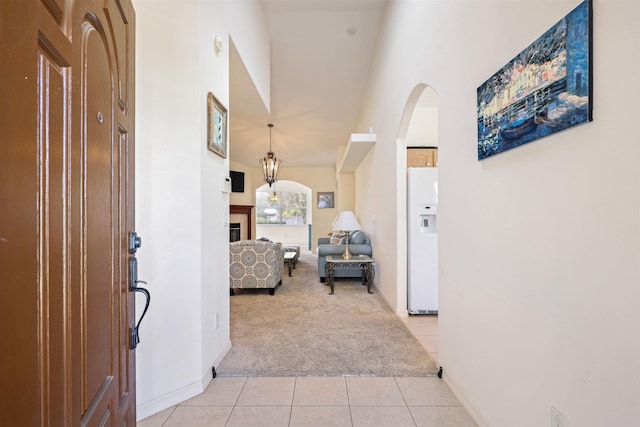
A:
[256, 181, 311, 225]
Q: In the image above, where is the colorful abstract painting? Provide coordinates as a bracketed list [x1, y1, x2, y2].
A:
[477, 1, 592, 160]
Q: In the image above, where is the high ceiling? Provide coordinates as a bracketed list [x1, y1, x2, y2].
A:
[229, 0, 387, 168]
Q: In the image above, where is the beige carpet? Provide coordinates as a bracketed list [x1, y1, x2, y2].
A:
[217, 251, 438, 377]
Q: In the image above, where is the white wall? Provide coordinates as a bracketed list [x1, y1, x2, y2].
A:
[356, 1, 640, 426]
[134, 2, 203, 418]
[406, 107, 438, 147]
[407, 86, 439, 148]
[134, 0, 270, 419]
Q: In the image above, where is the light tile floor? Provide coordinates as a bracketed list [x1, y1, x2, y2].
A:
[139, 315, 478, 426]
[400, 314, 439, 365]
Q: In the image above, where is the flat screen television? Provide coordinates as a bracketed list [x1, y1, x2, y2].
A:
[229, 170, 245, 193]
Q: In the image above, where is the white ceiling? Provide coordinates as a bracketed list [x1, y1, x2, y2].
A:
[229, 0, 387, 168]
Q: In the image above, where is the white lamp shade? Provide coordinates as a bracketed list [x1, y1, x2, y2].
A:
[333, 211, 361, 231]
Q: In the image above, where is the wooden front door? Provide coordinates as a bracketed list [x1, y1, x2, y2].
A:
[0, 0, 137, 425]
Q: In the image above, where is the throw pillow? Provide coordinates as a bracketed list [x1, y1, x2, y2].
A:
[330, 232, 345, 244]
[349, 230, 366, 244]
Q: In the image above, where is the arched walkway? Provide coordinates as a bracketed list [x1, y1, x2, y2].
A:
[396, 85, 439, 317]
[255, 180, 313, 248]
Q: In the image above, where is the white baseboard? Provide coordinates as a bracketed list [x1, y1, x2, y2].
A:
[396, 308, 409, 317]
[373, 283, 406, 317]
[136, 339, 233, 422]
[203, 340, 232, 389]
[136, 379, 203, 422]
[442, 372, 488, 427]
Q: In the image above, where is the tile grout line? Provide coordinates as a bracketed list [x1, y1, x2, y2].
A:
[345, 377, 355, 427]
[288, 377, 297, 427]
[225, 376, 248, 427]
[159, 406, 178, 427]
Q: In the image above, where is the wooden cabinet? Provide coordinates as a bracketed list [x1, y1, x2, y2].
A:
[407, 147, 438, 168]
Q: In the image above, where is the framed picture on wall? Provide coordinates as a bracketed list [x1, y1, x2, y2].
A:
[317, 192, 334, 209]
[207, 92, 227, 158]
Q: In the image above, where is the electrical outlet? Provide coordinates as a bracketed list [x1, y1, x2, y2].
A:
[551, 407, 568, 427]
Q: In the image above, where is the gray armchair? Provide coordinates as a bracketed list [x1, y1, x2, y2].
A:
[230, 240, 284, 295]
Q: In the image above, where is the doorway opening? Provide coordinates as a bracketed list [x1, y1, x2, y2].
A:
[255, 180, 312, 248]
[396, 84, 439, 316]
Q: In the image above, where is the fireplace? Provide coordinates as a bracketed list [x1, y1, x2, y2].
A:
[230, 205, 253, 241]
[230, 223, 241, 242]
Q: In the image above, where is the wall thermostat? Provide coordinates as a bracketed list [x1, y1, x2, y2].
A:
[222, 176, 231, 193]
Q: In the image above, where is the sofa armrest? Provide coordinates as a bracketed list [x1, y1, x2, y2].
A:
[343, 244, 372, 257]
[317, 243, 343, 257]
[318, 237, 331, 245]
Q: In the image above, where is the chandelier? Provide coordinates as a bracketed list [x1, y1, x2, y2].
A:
[260, 123, 281, 187]
[269, 182, 279, 202]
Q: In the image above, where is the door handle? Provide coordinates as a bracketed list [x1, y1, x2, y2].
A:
[131, 277, 150, 350]
[129, 232, 150, 349]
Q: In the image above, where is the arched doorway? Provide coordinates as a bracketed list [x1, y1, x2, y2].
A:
[396, 85, 439, 317]
[255, 180, 313, 248]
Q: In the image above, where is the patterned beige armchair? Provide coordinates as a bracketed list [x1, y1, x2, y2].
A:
[229, 240, 284, 295]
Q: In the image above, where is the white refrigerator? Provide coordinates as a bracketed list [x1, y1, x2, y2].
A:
[407, 167, 438, 314]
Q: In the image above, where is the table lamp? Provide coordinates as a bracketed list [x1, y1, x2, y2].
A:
[333, 211, 361, 260]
